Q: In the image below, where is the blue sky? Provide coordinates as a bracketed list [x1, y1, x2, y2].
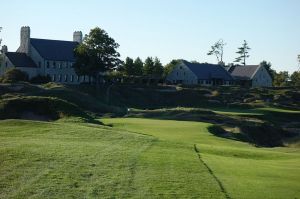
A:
[1, 0, 300, 72]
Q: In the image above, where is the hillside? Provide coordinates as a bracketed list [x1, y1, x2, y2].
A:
[0, 82, 300, 198]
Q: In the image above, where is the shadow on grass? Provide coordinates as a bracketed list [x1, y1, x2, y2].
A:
[207, 124, 297, 148]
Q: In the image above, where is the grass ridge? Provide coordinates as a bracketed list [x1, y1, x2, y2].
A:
[194, 144, 232, 199]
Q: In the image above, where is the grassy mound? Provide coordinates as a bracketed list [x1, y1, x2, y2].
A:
[0, 96, 98, 123]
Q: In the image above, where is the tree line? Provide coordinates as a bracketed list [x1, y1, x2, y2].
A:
[1, 26, 299, 86]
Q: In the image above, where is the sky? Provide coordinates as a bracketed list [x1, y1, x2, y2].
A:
[1, 0, 300, 73]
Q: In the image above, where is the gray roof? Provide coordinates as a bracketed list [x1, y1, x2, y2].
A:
[30, 38, 78, 62]
[230, 65, 260, 80]
[182, 60, 233, 80]
[5, 52, 37, 68]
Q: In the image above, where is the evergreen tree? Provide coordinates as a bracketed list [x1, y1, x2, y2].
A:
[133, 57, 143, 76]
[234, 40, 251, 66]
[143, 57, 154, 75]
[123, 57, 135, 76]
[153, 57, 163, 76]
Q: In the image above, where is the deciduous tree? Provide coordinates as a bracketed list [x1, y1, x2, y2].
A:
[207, 39, 226, 65]
[74, 27, 121, 84]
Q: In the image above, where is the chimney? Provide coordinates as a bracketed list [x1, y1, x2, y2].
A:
[1, 45, 8, 54]
[19, 26, 31, 55]
[73, 31, 83, 43]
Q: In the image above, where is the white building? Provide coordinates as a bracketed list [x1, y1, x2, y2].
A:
[229, 65, 272, 87]
[166, 60, 234, 86]
[0, 26, 89, 84]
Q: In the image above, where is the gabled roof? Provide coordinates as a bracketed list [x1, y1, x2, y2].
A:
[230, 65, 260, 80]
[5, 52, 37, 68]
[182, 60, 233, 80]
[30, 38, 78, 62]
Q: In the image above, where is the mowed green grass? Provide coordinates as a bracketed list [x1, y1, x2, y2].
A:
[102, 118, 300, 199]
[0, 120, 155, 198]
[0, 119, 224, 198]
[1, 118, 300, 199]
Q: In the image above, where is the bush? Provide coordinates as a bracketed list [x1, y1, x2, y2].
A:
[30, 75, 51, 84]
[0, 68, 29, 83]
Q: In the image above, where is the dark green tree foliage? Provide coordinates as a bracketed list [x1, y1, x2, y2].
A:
[133, 57, 143, 76]
[123, 57, 135, 76]
[153, 57, 163, 76]
[164, 59, 180, 78]
[143, 57, 155, 75]
[273, 71, 290, 87]
[290, 71, 300, 86]
[74, 27, 121, 83]
[0, 68, 28, 83]
[0, 27, 2, 48]
[207, 39, 226, 64]
[234, 40, 251, 66]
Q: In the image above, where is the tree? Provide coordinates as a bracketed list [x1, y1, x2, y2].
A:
[123, 57, 135, 76]
[133, 57, 143, 76]
[260, 61, 275, 79]
[234, 40, 251, 66]
[73, 27, 121, 84]
[207, 39, 226, 65]
[0, 27, 2, 48]
[297, 55, 300, 71]
[153, 57, 163, 76]
[143, 57, 155, 75]
[273, 71, 290, 87]
[0, 68, 28, 83]
[290, 71, 300, 86]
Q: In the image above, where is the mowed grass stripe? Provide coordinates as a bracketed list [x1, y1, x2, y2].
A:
[0, 120, 155, 198]
[103, 118, 300, 199]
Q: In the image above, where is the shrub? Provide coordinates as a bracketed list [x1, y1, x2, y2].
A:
[30, 75, 51, 84]
[0, 68, 29, 83]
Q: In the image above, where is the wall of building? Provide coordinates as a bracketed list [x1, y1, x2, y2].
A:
[0, 55, 37, 79]
[166, 63, 198, 85]
[251, 66, 272, 87]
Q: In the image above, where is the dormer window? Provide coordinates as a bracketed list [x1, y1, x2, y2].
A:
[46, 61, 50, 68]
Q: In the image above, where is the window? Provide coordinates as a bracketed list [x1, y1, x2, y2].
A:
[184, 72, 186, 76]
[53, 62, 56, 68]
[70, 75, 74, 82]
[52, 74, 56, 82]
[179, 66, 183, 69]
[66, 62, 68, 68]
[64, 75, 68, 82]
[176, 72, 178, 76]
[47, 61, 50, 68]
[38, 62, 41, 68]
[77, 75, 80, 82]
[58, 75, 62, 82]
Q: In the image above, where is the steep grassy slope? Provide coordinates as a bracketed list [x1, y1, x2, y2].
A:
[103, 118, 300, 199]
